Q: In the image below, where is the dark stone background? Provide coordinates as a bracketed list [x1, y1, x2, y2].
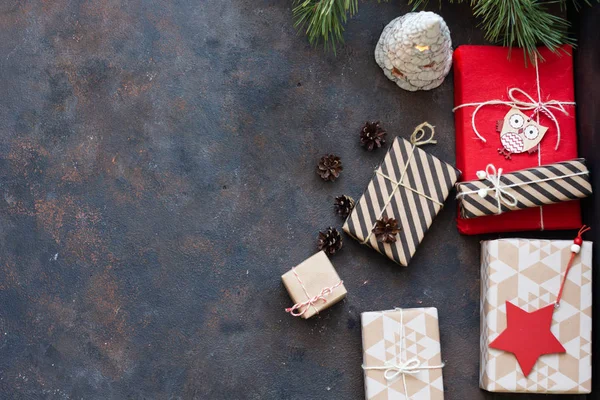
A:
[0, 1, 597, 399]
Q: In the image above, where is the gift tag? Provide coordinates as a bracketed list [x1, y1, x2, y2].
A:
[489, 226, 590, 376]
[496, 108, 549, 159]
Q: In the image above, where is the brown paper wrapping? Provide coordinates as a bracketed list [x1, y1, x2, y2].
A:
[480, 239, 592, 393]
[281, 251, 346, 319]
[361, 307, 444, 399]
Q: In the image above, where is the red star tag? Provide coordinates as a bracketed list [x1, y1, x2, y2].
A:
[489, 301, 565, 376]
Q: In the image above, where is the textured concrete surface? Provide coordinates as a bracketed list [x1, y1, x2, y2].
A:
[0, 1, 596, 399]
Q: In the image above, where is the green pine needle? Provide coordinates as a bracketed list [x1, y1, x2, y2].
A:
[292, 0, 597, 63]
[292, 0, 359, 51]
[473, 0, 574, 64]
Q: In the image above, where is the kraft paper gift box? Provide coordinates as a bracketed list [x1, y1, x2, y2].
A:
[480, 239, 592, 393]
[456, 159, 592, 219]
[343, 124, 460, 266]
[361, 307, 445, 399]
[282, 251, 346, 319]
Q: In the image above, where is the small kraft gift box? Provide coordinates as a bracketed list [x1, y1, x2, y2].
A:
[480, 230, 592, 393]
[282, 251, 346, 319]
[456, 159, 592, 219]
[361, 307, 445, 399]
[343, 123, 460, 266]
[453, 45, 581, 235]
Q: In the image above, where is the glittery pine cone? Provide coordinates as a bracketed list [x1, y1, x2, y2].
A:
[372, 217, 401, 243]
[334, 195, 355, 219]
[317, 227, 343, 255]
[317, 154, 343, 182]
[360, 121, 387, 151]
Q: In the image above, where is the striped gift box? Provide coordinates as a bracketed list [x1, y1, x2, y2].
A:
[456, 159, 592, 219]
[343, 127, 461, 266]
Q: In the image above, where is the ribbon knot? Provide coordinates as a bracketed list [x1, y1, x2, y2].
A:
[382, 358, 423, 380]
[506, 88, 570, 150]
[409, 122, 437, 146]
[476, 164, 518, 214]
[362, 308, 445, 398]
[452, 55, 575, 152]
[285, 280, 343, 317]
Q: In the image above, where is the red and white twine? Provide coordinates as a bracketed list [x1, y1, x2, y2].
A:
[285, 267, 343, 317]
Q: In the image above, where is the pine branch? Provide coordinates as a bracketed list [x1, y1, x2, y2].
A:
[408, 0, 468, 10]
[292, 0, 359, 51]
[473, 0, 573, 64]
[292, 0, 597, 62]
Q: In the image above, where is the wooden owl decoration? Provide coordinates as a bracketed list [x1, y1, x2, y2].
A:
[496, 108, 549, 159]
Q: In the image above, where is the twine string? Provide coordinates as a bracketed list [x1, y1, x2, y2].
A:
[555, 225, 591, 307]
[361, 123, 442, 245]
[452, 55, 575, 229]
[456, 163, 589, 215]
[452, 55, 575, 151]
[362, 308, 444, 398]
[284, 267, 343, 317]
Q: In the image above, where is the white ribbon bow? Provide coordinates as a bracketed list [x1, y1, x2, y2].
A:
[361, 308, 445, 399]
[382, 358, 423, 380]
[475, 164, 518, 214]
[452, 55, 575, 151]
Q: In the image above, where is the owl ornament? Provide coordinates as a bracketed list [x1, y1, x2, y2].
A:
[496, 108, 549, 159]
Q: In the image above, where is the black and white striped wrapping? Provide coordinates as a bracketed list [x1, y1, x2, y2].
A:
[456, 159, 592, 219]
[343, 137, 461, 266]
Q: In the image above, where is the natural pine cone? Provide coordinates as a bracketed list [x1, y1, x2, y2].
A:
[334, 195, 355, 219]
[360, 121, 387, 151]
[317, 154, 343, 182]
[317, 227, 343, 255]
[372, 216, 401, 243]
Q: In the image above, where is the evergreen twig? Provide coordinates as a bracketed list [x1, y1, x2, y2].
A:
[292, 0, 597, 63]
[473, 0, 573, 64]
[292, 0, 359, 52]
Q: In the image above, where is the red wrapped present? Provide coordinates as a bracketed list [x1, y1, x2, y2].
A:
[453, 45, 580, 235]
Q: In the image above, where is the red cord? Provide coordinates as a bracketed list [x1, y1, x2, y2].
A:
[555, 225, 590, 306]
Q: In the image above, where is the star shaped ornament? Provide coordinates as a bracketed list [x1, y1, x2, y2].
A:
[489, 301, 565, 376]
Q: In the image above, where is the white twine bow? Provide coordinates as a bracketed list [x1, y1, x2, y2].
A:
[362, 308, 445, 398]
[364, 358, 425, 381]
[452, 54, 575, 151]
[456, 162, 590, 216]
[474, 164, 518, 214]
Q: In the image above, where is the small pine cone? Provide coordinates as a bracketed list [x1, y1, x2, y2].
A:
[334, 195, 355, 219]
[317, 154, 343, 182]
[360, 121, 387, 151]
[372, 216, 401, 243]
[317, 227, 343, 255]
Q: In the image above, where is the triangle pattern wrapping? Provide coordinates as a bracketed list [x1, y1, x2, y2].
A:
[366, 339, 387, 362]
[366, 376, 388, 399]
[480, 239, 592, 394]
[361, 308, 444, 399]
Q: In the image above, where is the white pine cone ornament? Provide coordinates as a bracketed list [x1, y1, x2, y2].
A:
[375, 12, 453, 91]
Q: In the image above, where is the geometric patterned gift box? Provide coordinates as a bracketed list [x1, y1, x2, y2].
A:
[361, 307, 445, 399]
[480, 239, 592, 394]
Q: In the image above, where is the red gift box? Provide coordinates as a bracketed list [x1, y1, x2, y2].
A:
[453, 45, 581, 235]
